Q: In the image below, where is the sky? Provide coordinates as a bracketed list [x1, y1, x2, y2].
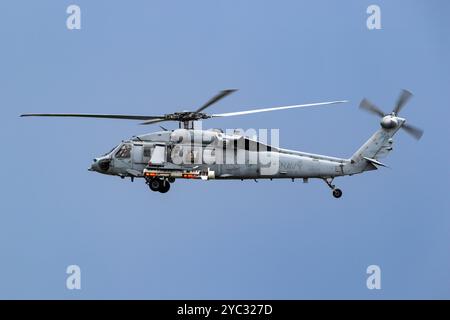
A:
[0, 0, 449, 299]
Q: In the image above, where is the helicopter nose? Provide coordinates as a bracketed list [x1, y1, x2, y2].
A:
[90, 157, 111, 173]
[89, 158, 99, 172]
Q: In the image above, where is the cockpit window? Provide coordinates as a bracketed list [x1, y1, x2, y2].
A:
[103, 145, 118, 156]
[115, 144, 131, 159]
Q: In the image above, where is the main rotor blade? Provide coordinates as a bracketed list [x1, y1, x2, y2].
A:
[140, 118, 167, 125]
[211, 100, 348, 118]
[20, 113, 164, 121]
[393, 89, 413, 114]
[195, 89, 237, 113]
[402, 123, 423, 140]
[359, 98, 385, 117]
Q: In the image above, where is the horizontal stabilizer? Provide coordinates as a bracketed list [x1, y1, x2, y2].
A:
[363, 157, 388, 168]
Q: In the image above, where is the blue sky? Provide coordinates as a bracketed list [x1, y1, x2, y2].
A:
[0, 0, 449, 299]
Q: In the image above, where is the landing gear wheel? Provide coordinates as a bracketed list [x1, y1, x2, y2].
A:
[149, 178, 162, 192]
[332, 188, 343, 198]
[159, 180, 171, 193]
[322, 178, 343, 199]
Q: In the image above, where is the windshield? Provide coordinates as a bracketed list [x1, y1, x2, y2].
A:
[115, 144, 132, 159]
[103, 145, 118, 156]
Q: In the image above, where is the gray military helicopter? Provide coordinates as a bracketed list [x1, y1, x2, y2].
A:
[21, 89, 423, 198]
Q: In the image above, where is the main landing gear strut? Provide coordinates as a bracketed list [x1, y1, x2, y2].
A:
[146, 177, 171, 193]
[323, 178, 343, 199]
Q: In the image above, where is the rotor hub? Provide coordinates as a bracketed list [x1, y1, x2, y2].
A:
[164, 112, 211, 122]
[380, 115, 398, 129]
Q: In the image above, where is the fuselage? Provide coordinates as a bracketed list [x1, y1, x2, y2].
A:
[89, 128, 358, 181]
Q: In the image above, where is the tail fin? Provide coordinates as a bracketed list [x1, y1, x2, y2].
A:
[348, 121, 404, 173]
[347, 90, 423, 174]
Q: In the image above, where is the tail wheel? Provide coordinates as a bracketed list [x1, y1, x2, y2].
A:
[159, 181, 171, 193]
[332, 188, 343, 198]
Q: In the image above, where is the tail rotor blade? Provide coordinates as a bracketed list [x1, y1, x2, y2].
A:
[359, 98, 385, 117]
[393, 89, 413, 114]
[402, 123, 423, 140]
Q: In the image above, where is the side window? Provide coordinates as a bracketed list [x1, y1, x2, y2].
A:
[143, 147, 152, 158]
[115, 144, 131, 159]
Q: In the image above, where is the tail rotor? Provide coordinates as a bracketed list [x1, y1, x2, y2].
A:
[359, 89, 424, 140]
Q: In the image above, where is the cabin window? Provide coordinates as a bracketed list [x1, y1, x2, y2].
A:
[143, 147, 152, 158]
[115, 144, 131, 159]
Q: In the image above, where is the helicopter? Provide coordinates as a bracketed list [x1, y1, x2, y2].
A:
[20, 89, 423, 198]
